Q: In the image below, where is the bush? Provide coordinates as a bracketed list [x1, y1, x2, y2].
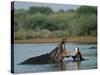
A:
[14, 6, 97, 39]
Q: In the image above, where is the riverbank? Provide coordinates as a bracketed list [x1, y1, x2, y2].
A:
[14, 36, 97, 44]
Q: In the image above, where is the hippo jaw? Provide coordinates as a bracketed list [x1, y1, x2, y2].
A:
[49, 46, 67, 62]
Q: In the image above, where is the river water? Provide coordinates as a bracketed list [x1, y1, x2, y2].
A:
[13, 43, 97, 74]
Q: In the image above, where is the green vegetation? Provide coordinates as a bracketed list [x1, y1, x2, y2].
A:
[14, 6, 97, 40]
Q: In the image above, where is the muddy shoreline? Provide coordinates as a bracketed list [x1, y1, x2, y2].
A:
[14, 36, 97, 44]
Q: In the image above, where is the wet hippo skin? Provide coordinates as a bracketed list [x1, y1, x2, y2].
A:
[20, 53, 52, 64]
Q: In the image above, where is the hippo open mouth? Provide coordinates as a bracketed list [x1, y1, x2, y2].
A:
[20, 39, 84, 64]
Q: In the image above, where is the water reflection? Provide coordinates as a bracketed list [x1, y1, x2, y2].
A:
[57, 62, 66, 71]
[71, 61, 80, 70]
[56, 61, 81, 71]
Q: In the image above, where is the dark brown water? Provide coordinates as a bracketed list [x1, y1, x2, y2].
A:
[14, 43, 97, 74]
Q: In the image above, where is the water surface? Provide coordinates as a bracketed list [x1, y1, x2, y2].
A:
[14, 43, 97, 74]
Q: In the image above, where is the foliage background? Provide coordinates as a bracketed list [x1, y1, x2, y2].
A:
[14, 5, 97, 40]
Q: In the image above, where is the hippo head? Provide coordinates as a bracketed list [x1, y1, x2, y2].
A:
[72, 47, 79, 56]
[50, 39, 67, 62]
[74, 48, 79, 53]
[60, 45, 67, 57]
[58, 38, 67, 57]
[72, 47, 84, 61]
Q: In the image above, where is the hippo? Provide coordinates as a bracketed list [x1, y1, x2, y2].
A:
[20, 39, 84, 64]
[71, 48, 84, 61]
[20, 39, 67, 64]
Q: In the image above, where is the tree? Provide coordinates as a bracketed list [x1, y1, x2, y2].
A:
[28, 6, 53, 14]
[77, 6, 97, 15]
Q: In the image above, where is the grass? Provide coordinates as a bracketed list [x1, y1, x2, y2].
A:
[14, 36, 97, 44]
